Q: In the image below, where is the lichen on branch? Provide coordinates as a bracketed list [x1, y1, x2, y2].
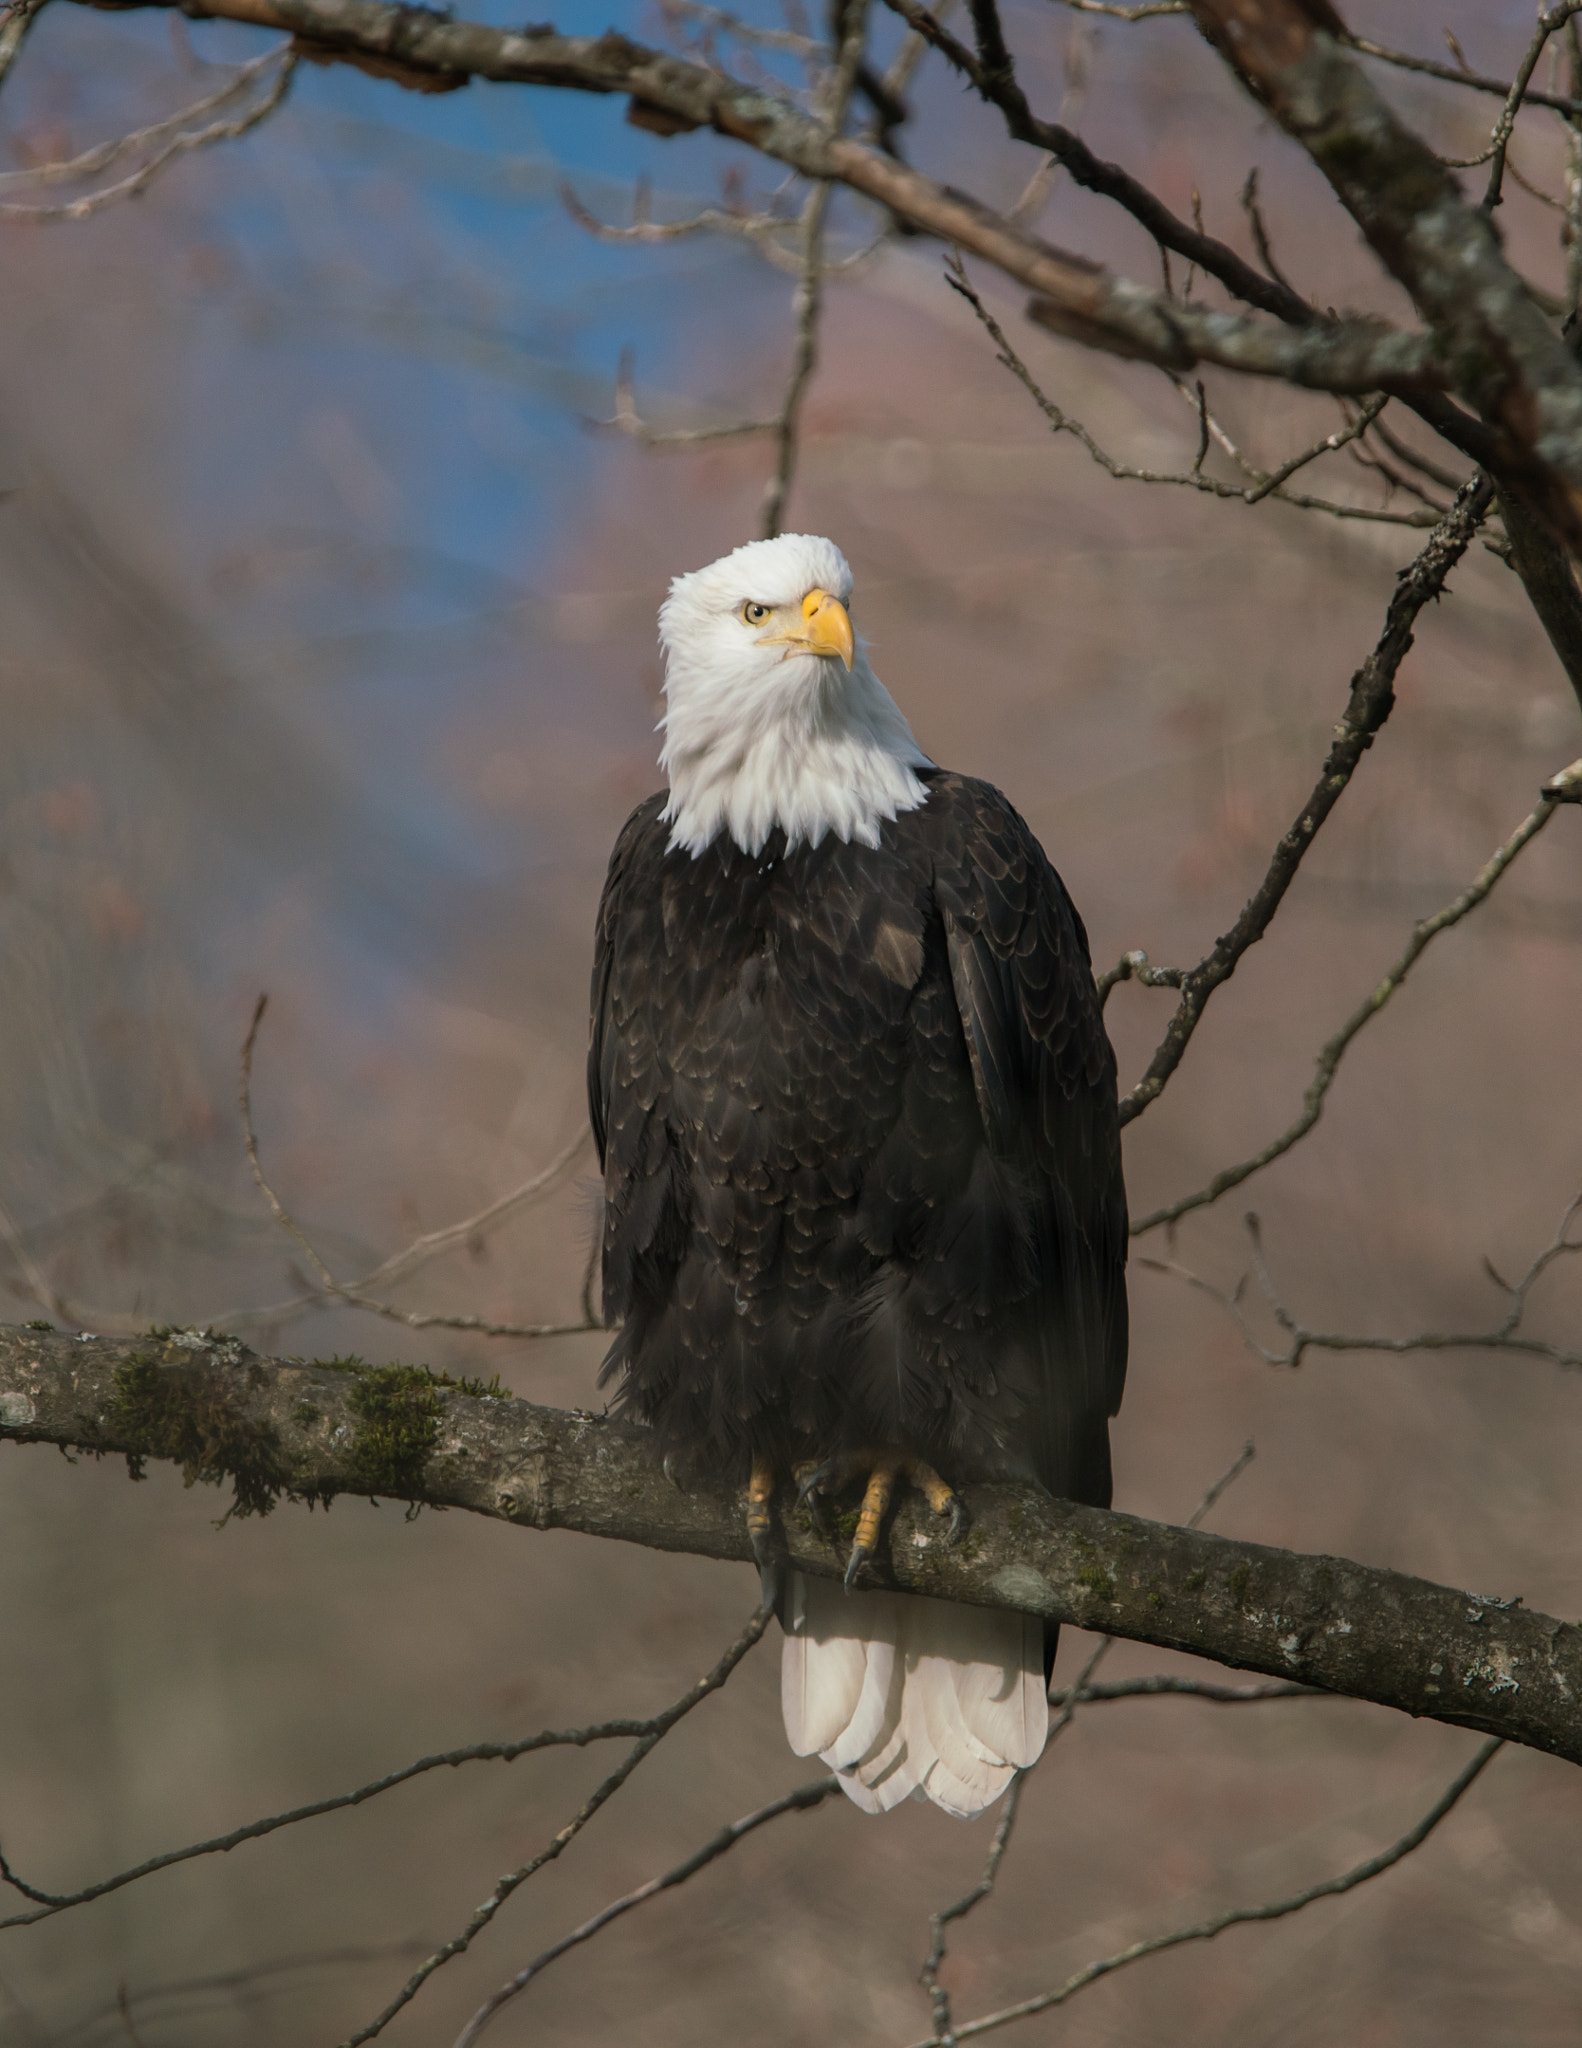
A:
[2, 1322, 1579, 1772]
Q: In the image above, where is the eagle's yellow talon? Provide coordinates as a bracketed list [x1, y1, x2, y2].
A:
[845, 1454, 903, 1590]
[746, 1454, 781, 1609]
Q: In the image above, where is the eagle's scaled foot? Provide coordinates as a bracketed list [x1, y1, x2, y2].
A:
[797, 1452, 966, 1588]
[910, 1456, 967, 1547]
[845, 1454, 904, 1589]
[746, 1454, 781, 1611]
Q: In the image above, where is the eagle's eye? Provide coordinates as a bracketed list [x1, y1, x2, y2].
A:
[740, 601, 770, 626]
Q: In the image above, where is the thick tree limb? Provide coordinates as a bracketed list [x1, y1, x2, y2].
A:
[2, 1322, 1579, 1769]
[1497, 483, 1582, 715]
[1187, 0, 1582, 547]
[66, 0, 1444, 398]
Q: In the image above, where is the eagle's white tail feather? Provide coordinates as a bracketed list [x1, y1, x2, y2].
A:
[781, 1571, 1047, 1816]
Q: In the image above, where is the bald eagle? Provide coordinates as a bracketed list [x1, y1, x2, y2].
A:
[589, 534, 1127, 1815]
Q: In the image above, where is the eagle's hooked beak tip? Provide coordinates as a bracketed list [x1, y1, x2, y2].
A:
[800, 588, 855, 670]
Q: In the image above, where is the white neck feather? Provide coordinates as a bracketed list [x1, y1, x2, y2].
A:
[659, 646, 932, 858]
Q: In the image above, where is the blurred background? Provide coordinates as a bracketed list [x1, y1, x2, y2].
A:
[1, 0, 1581, 2040]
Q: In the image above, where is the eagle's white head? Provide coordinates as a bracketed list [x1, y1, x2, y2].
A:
[657, 532, 932, 858]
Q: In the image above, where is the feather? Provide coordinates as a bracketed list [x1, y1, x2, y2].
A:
[590, 535, 1126, 1818]
[782, 1572, 1046, 1817]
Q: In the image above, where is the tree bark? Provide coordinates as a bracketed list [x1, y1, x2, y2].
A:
[70, 0, 1448, 401]
[2, 1323, 1578, 1769]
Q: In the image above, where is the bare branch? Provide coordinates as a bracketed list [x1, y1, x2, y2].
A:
[0, 1697, 722, 1931]
[596, 347, 782, 447]
[1039, 0, 1582, 122]
[3, 1326, 1581, 1762]
[761, 0, 868, 536]
[948, 261, 1434, 528]
[1340, 29, 1582, 118]
[1238, 165, 1301, 299]
[919, 1769, 1029, 2048]
[881, 0, 1314, 327]
[340, 1603, 774, 2044]
[908, 1737, 1504, 2045]
[1097, 948, 1184, 1006]
[67, 1944, 431, 2044]
[1188, 0, 1582, 548]
[1564, 19, 1582, 315]
[1148, 1194, 1582, 1376]
[1497, 481, 1582, 717]
[56, 0, 1455, 408]
[1051, 1674, 1320, 1704]
[1131, 764, 1581, 1233]
[660, 0, 822, 59]
[0, 44, 296, 221]
[453, 1777, 840, 2047]
[1481, 1, 1582, 213]
[0, 0, 49, 93]
[239, 996, 598, 1342]
[1040, 0, 1183, 17]
[1115, 470, 1495, 1127]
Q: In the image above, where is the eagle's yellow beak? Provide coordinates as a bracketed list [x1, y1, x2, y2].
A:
[760, 587, 854, 669]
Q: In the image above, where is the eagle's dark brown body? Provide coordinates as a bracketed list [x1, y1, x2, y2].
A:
[588, 769, 1127, 1512]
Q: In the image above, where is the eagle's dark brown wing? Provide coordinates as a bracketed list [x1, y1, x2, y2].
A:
[918, 773, 1128, 1506]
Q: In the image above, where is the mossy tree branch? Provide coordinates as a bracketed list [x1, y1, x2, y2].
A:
[2, 1322, 1579, 1770]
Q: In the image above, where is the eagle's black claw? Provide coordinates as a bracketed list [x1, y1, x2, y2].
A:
[756, 1551, 785, 1614]
[942, 1496, 966, 1547]
[795, 1459, 836, 1505]
[843, 1543, 871, 1592]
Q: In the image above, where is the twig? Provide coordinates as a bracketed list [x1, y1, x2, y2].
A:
[946, 259, 1434, 529]
[56, 1945, 430, 2046]
[0, 1702, 709, 1930]
[450, 1777, 841, 2047]
[1040, 2, 1582, 121]
[1039, 0, 1184, 19]
[1147, 1192, 1582, 1375]
[1131, 762, 1582, 1232]
[0, 1196, 80, 1328]
[0, 0, 49, 92]
[1007, 18, 1092, 227]
[238, 996, 598, 1342]
[879, 0, 957, 101]
[908, 1738, 1504, 2045]
[115, 1983, 146, 2048]
[339, 1603, 774, 2044]
[0, 45, 295, 221]
[563, 177, 882, 280]
[1483, 2, 1582, 211]
[761, 0, 868, 537]
[660, 0, 822, 57]
[1050, 1675, 1319, 1705]
[915, 1435, 1256, 2048]
[1115, 469, 1495, 1127]
[919, 1773, 1029, 2048]
[883, 0, 1317, 329]
[598, 347, 781, 447]
[1095, 949, 1183, 1006]
[1186, 1436, 1254, 1527]
[1566, 19, 1582, 315]
[1238, 167, 1302, 300]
